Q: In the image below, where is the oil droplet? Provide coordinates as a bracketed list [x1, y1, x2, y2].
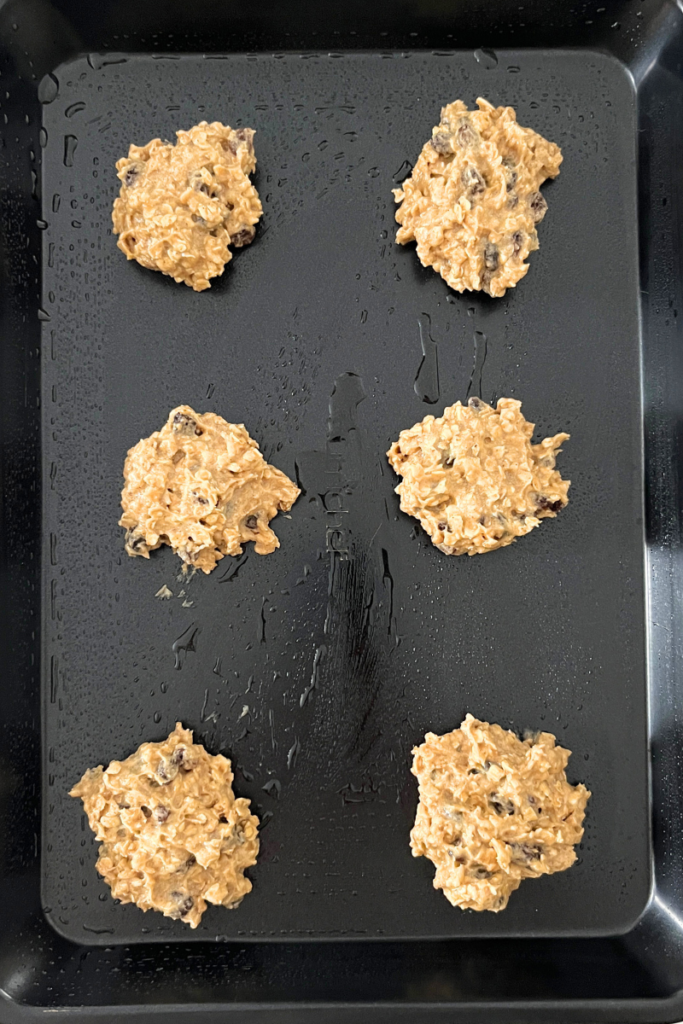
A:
[474, 48, 498, 69]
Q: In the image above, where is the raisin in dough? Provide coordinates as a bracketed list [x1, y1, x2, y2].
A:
[120, 406, 300, 574]
[112, 121, 262, 291]
[387, 397, 569, 556]
[70, 723, 259, 928]
[411, 715, 590, 912]
[394, 98, 562, 297]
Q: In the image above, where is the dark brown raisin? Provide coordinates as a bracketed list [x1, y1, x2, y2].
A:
[468, 397, 484, 410]
[156, 761, 170, 783]
[461, 166, 486, 196]
[510, 842, 542, 863]
[219, 815, 228, 824]
[125, 529, 148, 555]
[454, 856, 467, 865]
[536, 495, 564, 513]
[437, 521, 447, 531]
[489, 795, 515, 816]
[245, 515, 258, 530]
[455, 119, 478, 147]
[484, 242, 499, 271]
[470, 864, 492, 879]
[529, 190, 548, 222]
[141, 805, 152, 819]
[172, 412, 202, 436]
[171, 747, 186, 766]
[185, 854, 196, 867]
[430, 130, 454, 155]
[508, 194, 519, 209]
[228, 127, 255, 156]
[231, 225, 256, 248]
[512, 230, 524, 254]
[192, 492, 209, 505]
[124, 162, 143, 187]
[171, 892, 194, 917]
[155, 805, 170, 823]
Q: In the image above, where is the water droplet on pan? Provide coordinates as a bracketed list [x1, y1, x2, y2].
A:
[63, 135, 78, 167]
[414, 315, 440, 405]
[38, 73, 59, 104]
[474, 48, 498, 69]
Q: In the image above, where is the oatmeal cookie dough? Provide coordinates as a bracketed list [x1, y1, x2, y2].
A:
[387, 397, 569, 556]
[393, 98, 562, 297]
[112, 121, 262, 291]
[411, 715, 590, 912]
[70, 723, 259, 928]
[120, 405, 300, 574]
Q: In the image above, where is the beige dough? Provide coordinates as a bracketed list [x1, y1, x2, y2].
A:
[411, 715, 590, 912]
[120, 405, 300, 574]
[70, 723, 259, 928]
[112, 121, 262, 291]
[387, 397, 569, 556]
[393, 98, 562, 297]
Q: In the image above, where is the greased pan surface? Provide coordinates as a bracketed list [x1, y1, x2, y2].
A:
[41, 50, 648, 944]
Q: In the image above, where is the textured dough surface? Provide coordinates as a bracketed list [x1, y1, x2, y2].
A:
[387, 397, 569, 556]
[394, 97, 562, 297]
[70, 723, 259, 928]
[112, 121, 262, 291]
[120, 405, 300, 574]
[411, 715, 590, 912]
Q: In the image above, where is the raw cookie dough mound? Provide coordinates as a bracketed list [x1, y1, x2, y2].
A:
[120, 405, 300, 574]
[112, 121, 262, 291]
[70, 723, 259, 928]
[411, 715, 590, 912]
[387, 397, 569, 556]
[393, 98, 562, 297]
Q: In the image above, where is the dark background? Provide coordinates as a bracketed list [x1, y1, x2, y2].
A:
[0, 0, 682, 1020]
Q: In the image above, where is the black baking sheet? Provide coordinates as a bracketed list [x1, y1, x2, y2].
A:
[41, 49, 648, 944]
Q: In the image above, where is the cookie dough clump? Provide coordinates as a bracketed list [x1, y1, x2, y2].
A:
[411, 715, 590, 912]
[112, 121, 262, 291]
[120, 405, 300, 574]
[70, 723, 259, 928]
[387, 397, 569, 556]
[394, 97, 562, 297]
